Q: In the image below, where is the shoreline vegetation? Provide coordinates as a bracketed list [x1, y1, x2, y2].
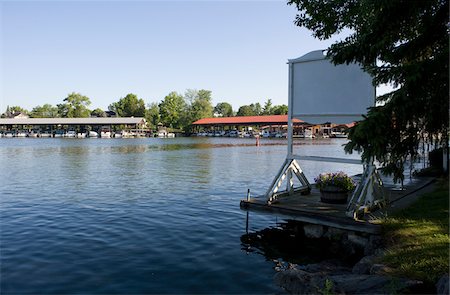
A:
[381, 178, 449, 284]
[271, 177, 449, 294]
[2, 92, 289, 134]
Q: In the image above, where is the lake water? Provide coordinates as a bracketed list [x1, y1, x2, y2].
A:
[0, 137, 362, 294]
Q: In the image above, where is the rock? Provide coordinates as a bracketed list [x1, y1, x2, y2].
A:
[436, 274, 449, 295]
[364, 235, 383, 255]
[303, 224, 324, 239]
[302, 259, 351, 274]
[274, 268, 316, 294]
[352, 255, 376, 275]
[329, 274, 422, 294]
[348, 233, 369, 248]
[323, 227, 345, 240]
[370, 263, 394, 275]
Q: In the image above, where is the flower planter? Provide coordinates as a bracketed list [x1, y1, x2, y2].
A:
[320, 186, 349, 204]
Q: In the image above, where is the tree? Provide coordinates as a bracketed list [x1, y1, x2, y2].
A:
[189, 89, 213, 122]
[145, 102, 160, 129]
[90, 108, 106, 117]
[272, 104, 288, 115]
[30, 104, 59, 118]
[58, 92, 91, 118]
[262, 99, 273, 115]
[237, 105, 256, 116]
[159, 91, 187, 129]
[250, 103, 262, 116]
[214, 102, 234, 117]
[109, 93, 145, 117]
[1, 105, 28, 117]
[289, 0, 449, 182]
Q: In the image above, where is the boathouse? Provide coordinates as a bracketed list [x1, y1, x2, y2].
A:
[192, 114, 307, 134]
[0, 117, 147, 134]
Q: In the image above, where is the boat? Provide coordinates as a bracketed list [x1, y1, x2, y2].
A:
[4, 132, 13, 138]
[29, 132, 40, 138]
[54, 130, 64, 138]
[114, 132, 123, 138]
[304, 129, 314, 138]
[65, 131, 76, 138]
[40, 132, 52, 138]
[101, 131, 111, 138]
[331, 132, 347, 138]
[167, 132, 175, 138]
[16, 131, 28, 138]
[77, 132, 87, 138]
[89, 131, 99, 138]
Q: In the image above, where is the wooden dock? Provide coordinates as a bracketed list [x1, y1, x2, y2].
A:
[240, 176, 435, 235]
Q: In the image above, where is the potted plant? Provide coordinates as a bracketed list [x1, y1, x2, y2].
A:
[314, 172, 356, 204]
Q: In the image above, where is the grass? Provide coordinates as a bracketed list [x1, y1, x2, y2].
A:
[381, 178, 449, 283]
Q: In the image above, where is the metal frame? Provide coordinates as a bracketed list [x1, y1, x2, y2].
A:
[346, 161, 388, 219]
[265, 62, 311, 204]
[263, 51, 386, 220]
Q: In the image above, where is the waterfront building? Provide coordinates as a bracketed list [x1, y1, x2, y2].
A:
[0, 117, 147, 137]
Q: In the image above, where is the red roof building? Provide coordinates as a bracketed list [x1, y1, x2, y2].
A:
[192, 115, 304, 126]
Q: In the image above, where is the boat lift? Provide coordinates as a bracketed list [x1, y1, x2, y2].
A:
[263, 50, 387, 219]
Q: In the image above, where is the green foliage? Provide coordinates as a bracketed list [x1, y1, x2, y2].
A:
[214, 102, 234, 117]
[236, 105, 255, 116]
[109, 93, 145, 117]
[189, 89, 213, 122]
[236, 103, 262, 116]
[381, 180, 449, 283]
[272, 104, 288, 115]
[317, 278, 334, 295]
[30, 104, 59, 118]
[90, 108, 106, 117]
[2, 105, 29, 117]
[314, 171, 356, 191]
[159, 91, 187, 129]
[145, 102, 160, 128]
[58, 92, 91, 118]
[262, 99, 273, 115]
[289, 0, 449, 183]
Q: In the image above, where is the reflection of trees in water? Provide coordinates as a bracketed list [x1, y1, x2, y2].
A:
[241, 220, 363, 266]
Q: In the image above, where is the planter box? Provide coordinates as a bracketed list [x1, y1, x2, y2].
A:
[320, 186, 349, 204]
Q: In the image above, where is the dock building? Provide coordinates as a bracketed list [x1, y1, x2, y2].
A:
[0, 117, 147, 137]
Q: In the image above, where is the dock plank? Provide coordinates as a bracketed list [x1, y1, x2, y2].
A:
[240, 177, 435, 235]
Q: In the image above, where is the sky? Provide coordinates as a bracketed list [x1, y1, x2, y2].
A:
[0, 0, 353, 113]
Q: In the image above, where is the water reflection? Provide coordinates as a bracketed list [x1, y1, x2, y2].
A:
[0, 137, 363, 294]
[241, 215, 363, 266]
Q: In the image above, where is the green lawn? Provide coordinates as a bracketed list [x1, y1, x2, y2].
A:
[381, 178, 449, 283]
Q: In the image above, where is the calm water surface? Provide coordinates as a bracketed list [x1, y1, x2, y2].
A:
[0, 137, 361, 294]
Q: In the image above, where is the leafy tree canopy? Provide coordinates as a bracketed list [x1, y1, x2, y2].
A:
[145, 102, 160, 128]
[58, 92, 91, 118]
[262, 99, 273, 115]
[288, 0, 449, 182]
[188, 89, 213, 123]
[30, 104, 59, 118]
[90, 108, 106, 117]
[159, 91, 186, 129]
[1, 105, 29, 117]
[214, 102, 234, 117]
[109, 93, 145, 117]
[272, 104, 288, 115]
[237, 105, 256, 116]
[237, 103, 262, 116]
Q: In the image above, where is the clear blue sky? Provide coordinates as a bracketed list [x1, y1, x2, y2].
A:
[1, 0, 350, 113]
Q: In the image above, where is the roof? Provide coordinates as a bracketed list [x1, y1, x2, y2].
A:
[288, 50, 327, 64]
[192, 115, 304, 125]
[0, 117, 146, 125]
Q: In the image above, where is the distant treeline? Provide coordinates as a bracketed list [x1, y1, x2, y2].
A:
[1, 90, 287, 132]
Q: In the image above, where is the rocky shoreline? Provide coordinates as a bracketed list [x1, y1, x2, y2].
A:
[241, 220, 449, 294]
